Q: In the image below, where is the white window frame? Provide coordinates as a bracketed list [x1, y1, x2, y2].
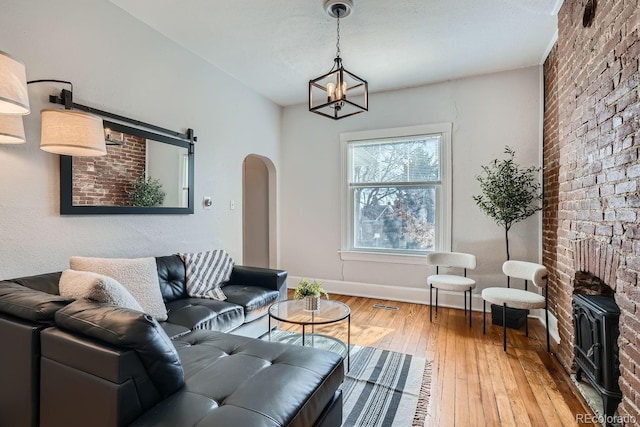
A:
[339, 123, 452, 265]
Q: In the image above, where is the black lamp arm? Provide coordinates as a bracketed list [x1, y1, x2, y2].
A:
[27, 79, 73, 91]
[25, 81, 195, 143]
[47, 89, 193, 142]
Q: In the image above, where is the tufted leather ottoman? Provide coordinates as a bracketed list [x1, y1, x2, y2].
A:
[131, 330, 344, 427]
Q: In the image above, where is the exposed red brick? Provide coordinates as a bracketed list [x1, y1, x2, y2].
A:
[72, 134, 146, 206]
[544, 0, 640, 418]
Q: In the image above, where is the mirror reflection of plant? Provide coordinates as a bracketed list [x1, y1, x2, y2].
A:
[128, 174, 166, 207]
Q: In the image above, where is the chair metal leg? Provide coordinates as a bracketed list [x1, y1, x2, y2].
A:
[483, 300, 486, 334]
[464, 290, 467, 315]
[469, 287, 472, 328]
[503, 303, 507, 352]
[429, 285, 433, 323]
[545, 307, 550, 352]
[435, 288, 439, 313]
[525, 311, 529, 337]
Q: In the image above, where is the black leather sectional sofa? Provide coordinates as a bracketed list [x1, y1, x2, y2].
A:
[0, 255, 344, 427]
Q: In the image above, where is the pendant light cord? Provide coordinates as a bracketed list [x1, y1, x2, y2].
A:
[336, 15, 341, 58]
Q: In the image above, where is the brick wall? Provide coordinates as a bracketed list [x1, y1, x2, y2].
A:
[543, 0, 640, 421]
[72, 133, 146, 206]
[543, 43, 561, 339]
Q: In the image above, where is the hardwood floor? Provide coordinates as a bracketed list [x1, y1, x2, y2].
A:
[289, 292, 597, 426]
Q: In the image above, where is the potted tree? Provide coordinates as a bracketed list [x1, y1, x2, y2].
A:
[294, 279, 328, 312]
[473, 146, 542, 328]
[473, 146, 542, 260]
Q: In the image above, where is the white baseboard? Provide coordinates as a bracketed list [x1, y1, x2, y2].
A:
[288, 275, 479, 309]
[529, 308, 560, 344]
[288, 275, 561, 345]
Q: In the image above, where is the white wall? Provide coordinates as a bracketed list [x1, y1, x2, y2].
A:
[281, 67, 542, 305]
[0, 0, 281, 279]
[147, 141, 187, 207]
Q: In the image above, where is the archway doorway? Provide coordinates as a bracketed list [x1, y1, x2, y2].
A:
[242, 154, 277, 268]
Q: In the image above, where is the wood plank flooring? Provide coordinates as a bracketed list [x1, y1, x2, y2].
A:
[287, 292, 597, 426]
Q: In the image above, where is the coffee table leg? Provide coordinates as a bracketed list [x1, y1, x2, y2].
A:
[302, 325, 306, 346]
[268, 315, 272, 341]
[347, 314, 351, 372]
[311, 312, 315, 347]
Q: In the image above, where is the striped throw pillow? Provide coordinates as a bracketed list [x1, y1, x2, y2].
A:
[179, 250, 234, 300]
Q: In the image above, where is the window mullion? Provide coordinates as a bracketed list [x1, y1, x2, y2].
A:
[349, 181, 441, 188]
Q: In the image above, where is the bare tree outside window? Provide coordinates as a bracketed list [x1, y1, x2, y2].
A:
[350, 136, 441, 251]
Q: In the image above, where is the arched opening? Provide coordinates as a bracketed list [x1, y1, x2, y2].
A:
[242, 154, 277, 268]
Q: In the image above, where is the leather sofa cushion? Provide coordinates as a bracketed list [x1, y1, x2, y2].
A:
[132, 330, 344, 427]
[225, 266, 287, 292]
[223, 285, 279, 323]
[156, 255, 188, 303]
[166, 299, 244, 332]
[10, 272, 63, 295]
[160, 322, 192, 339]
[0, 281, 72, 323]
[55, 301, 184, 397]
[0, 315, 46, 427]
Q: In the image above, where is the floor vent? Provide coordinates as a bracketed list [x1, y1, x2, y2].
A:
[373, 304, 399, 311]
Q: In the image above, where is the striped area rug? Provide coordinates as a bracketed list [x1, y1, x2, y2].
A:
[265, 330, 432, 426]
[342, 346, 430, 427]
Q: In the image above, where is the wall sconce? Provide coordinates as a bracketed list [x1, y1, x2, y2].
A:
[40, 109, 106, 156]
[0, 114, 26, 143]
[0, 50, 29, 144]
[37, 84, 106, 156]
[0, 50, 30, 115]
[0, 51, 106, 156]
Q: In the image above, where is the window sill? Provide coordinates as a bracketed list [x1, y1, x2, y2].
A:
[338, 250, 427, 265]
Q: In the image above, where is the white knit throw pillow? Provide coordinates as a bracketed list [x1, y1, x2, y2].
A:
[59, 269, 144, 312]
[69, 256, 167, 321]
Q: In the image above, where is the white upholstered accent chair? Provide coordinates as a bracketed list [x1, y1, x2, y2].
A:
[481, 260, 550, 352]
[426, 252, 477, 327]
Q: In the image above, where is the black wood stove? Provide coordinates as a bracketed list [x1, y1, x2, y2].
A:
[573, 294, 621, 424]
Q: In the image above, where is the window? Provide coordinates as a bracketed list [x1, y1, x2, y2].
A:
[341, 124, 451, 262]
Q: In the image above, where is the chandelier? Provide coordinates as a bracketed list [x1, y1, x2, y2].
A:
[308, 0, 368, 120]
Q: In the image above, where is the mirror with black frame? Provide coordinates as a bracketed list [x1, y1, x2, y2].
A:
[60, 120, 195, 214]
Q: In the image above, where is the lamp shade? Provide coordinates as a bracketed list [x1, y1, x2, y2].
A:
[0, 114, 26, 144]
[40, 109, 107, 156]
[0, 50, 30, 115]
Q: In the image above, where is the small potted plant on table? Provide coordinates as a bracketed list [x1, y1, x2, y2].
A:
[294, 279, 328, 312]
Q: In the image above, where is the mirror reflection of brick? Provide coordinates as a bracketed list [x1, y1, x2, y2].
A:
[72, 133, 146, 206]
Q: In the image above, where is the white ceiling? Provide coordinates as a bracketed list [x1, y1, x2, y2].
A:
[108, 0, 562, 107]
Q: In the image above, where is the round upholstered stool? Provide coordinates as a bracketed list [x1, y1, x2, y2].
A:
[426, 252, 477, 327]
[481, 260, 549, 352]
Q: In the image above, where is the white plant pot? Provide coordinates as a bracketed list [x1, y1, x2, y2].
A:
[303, 295, 320, 312]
